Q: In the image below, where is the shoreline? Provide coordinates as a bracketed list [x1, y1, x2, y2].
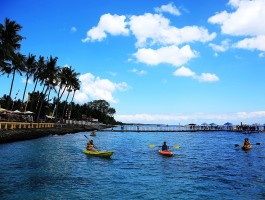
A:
[0, 124, 111, 144]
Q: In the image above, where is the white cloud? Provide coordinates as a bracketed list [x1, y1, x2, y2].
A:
[208, 0, 265, 52]
[82, 13, 129, 42]
[83, 12, 215, 46]
[196, 73, 219, 82]
[233, 35, 265, 51]
[82, 6, 218, 81]
[236, 111, 265, 119]
[115, 111, 265, 124]
[154, 2, 181, 16]
[173, 66, 219, 82]
[129, 13, 216, 47]
[173, 66, 195, 77]
[74, 91, 89, 103]
[74, 73, 128, 104]
[129, 68, 147, 75]
[209, 39, 230, 52]
[134, 45, 198, 67]
[209, 0, 265, 36]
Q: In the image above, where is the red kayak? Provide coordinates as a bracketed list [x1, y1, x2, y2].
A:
[159, 150, 173, 157]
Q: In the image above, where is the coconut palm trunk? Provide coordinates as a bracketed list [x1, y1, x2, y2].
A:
[61, 90, 70, 123]
[67, 90, 76, 120]
[36, 86, 49, 122]
[8, 70, 15, 99]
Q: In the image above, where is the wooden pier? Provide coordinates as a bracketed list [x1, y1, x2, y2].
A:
[99, 124, 264, 133]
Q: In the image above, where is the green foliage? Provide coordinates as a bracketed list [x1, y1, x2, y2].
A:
[0, 18, 119, 125]
[0, 94, 118, 124]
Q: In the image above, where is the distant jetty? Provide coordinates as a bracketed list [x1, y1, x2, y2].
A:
[107, 124, 265, 133]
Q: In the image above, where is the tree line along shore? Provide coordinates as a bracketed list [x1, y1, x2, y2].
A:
[1, 18, 121, 136]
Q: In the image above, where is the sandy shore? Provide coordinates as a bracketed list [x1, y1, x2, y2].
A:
[0, 124, 111, 144]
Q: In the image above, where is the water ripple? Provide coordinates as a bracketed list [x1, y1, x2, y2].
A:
[1, 131, 265, 199]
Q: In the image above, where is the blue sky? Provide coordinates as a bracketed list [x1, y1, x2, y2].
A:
[1, 0, 265, 125]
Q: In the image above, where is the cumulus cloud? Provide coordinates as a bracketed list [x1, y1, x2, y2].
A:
[74, 73, 128, 104]
[209, 39, 230, 52]
[173, 66, 219, 82]
[134, 45, 198, 67]
[173, 66, 195, 77]
[82, 6, 218, 81]
[129, 13, 216, 47]
[82, 13, 129, 42]
[236, 111, 265, 119]
[209, 0, 265, 36]
[74, 91, 89, 103]
[129, 68, 147, 75]
[154, 2, 181, 16]
[115, 110, 265, 124]
[208, 0, 265, 52]
[233, 35, 265, 51]
[83, 12, 215, 46]
[196, 73, 220, 82]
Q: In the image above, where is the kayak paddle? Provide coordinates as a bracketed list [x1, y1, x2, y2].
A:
[149, 144, 180, 148]
[234, 143, 261, 147]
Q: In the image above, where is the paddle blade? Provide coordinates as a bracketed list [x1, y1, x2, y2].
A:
[174, 145, 180, 149]
[149, 144, 155, 148]
[256, 143, 261, 145]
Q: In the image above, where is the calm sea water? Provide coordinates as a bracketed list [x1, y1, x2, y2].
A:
[1, 129, 265, 200]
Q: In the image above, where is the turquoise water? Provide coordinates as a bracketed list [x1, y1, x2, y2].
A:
[1, 130, 265, 199]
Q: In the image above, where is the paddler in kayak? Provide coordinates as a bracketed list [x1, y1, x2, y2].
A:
[86, 140, 96, 151]
[162, 141, 169, 151]
[159, 141, 173, 156]
[242, 138, 252, 150]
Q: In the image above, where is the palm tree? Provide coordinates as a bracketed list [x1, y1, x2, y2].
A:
[52, 66, 77, 119]
[36, 56, 58, 122]
[0, 18, 24, 74]
[61, 72, 80, 121]
[0, 22, 8, 75]
[0, 18, 23, 54]
[32, 56, 45, 93]
[30, 55, 46, 112]
[21, 53, 36, 109]
[8, 52, 25, 101]
[67, 76, 80, 120]
[0, 18, 24, 108]
[51, 66, 68, 117]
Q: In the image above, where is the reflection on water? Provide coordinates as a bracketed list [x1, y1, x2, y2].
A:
[1, 130, 265, 199]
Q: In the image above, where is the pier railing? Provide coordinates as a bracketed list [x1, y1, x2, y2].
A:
[0, 122, 54, 130]
[106, 124, 265, 132]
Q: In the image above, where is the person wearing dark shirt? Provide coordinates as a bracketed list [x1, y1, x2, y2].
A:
[162, 141, 169, 151]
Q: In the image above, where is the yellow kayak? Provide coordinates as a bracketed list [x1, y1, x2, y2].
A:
[82, 149, 114, 158]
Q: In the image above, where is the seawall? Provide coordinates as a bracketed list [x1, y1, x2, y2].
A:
[0, 124, 108, 144]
